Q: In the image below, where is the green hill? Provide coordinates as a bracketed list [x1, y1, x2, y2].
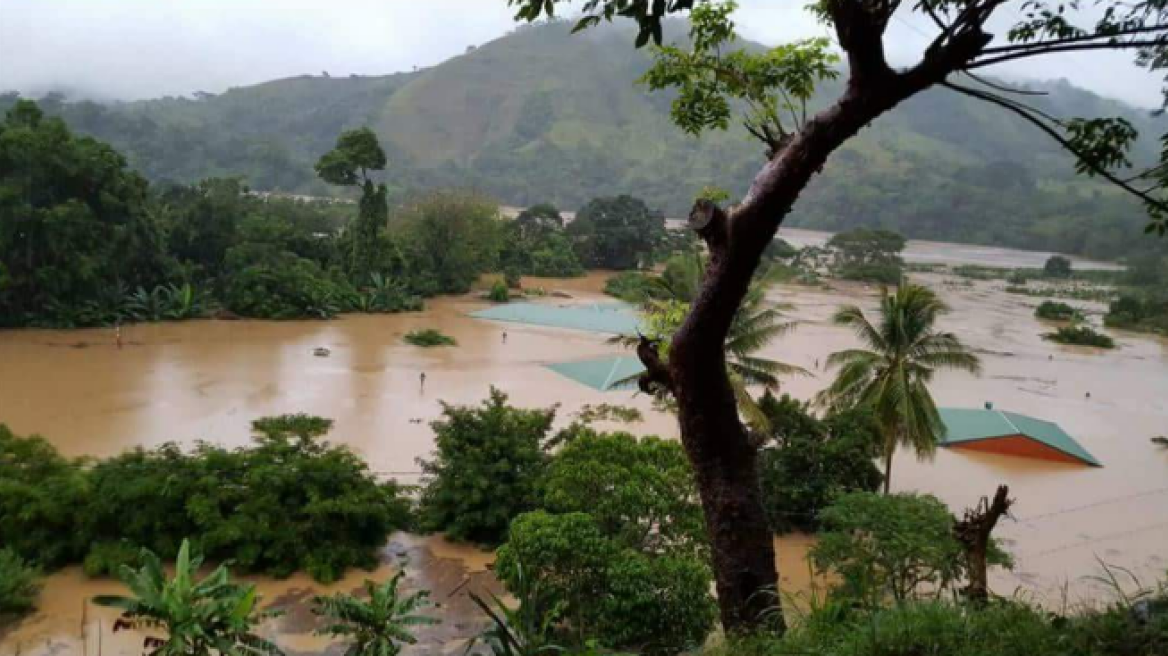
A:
[4, 20, 1161, 259]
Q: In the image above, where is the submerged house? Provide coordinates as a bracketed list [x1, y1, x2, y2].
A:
[938, 406, 1101, 467]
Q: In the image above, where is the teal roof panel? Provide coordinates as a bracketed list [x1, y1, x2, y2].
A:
[938, 407, 1101, 467]
[471, 302, 641, 335]
[546, 356, 646, 391]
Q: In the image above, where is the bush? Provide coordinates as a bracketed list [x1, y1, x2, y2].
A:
[488, 280, 511, 303]
[811, 492, 1008, 606]
[1105, 295, 1168, 334]
[542, 431, 706, 555]
[404, 328, 458, 347]
[1044, 255, 1073, 278]
[418, 388, 555, 545]
[496, 511, 716, 655]
[1035, 300, 1082, 321]
[0, 425, 90, 567]
[223, 253, 349, 319]
[30, 415, 412, 584]
[603, 271, 654, 303]
[598, 551, 717, 656]
[1044, 325, 1115, 348]
[755, 394, 884, 534]
[0, 548, 41, 621]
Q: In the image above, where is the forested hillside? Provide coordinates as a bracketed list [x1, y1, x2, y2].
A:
[3, 20, 1162, 259]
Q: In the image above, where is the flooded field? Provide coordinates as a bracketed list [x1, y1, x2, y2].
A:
[2, 254, 1166, 653]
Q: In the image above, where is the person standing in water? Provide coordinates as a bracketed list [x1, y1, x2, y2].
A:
[420, 371, 427, 393]
[502, 330, 508, 344]
[115, 323, 123, 350]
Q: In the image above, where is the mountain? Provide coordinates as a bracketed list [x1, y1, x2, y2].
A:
[3, 20, 1162, 259]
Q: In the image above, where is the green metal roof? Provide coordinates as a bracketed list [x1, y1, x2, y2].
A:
[546, 356, 645, 391]
[938, 407, 1101, 467]
[470, 302, 641, 335]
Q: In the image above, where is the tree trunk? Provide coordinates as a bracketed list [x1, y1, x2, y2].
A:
[882, 443, 894, 495]
[633, 22, 991, 631]
[953, 485, 1013, 605]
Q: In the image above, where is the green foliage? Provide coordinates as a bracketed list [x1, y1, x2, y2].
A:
[1044, 255, 1074, 279]
[313, 570, 438, 656]
[392, 191, 504, 294]
[0, 99, 175, 327]
[570, 195, 665, 270]
[223, 252, 349, 319]
[1044, 324, 1117, 348]
[0, 548, 41, 621]
[641, 1, 838, 148]
[755, 393, 884, 534]
[542, 432, 706, 555]
[418, 388, 555, 545]
[603, 271, 655, 303]
[811, 492, 999, 606]
[489, 280, 512, 303]
[818, 284, 981, 493]
[1035, 300, 1084, 321]
[0, 418, 410, 584]
[826, 228, 906, 285]
[403, 328, 457, 347]
[314, 127, 387, 187]
[572, 403, 643, 424]
[503, 203, 585, 278]
[0, 424, 90, 567]
[597, 551, 717, 656]
[94, 539, 283, 656]
[495, 511, 716, 655]
[468, 565, 566, 656]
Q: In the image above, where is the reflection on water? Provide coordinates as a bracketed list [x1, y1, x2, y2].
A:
[2, 268, 1166, 652]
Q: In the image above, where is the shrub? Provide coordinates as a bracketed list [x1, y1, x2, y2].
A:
[811, 492, 1008, 606]
[0, 548, 41, 621]
[404, 328, 458, 347]
[496, 511, 716, 655]
[0, 425, 90, 567]
[1105, 295, 1168, 334]
[598, 551, 717, 656]
[313, 570, 438, 655]
[1044, 255, 1073, 278]
[755, 394, 884, 534]
[489, 280, 511, 302]
[223, 253, 349, 319]
[418, 388, 555, 545]
[1035, 300, 1082, 321]
[542, 431, 706, 555]
[1044, 325, 1115, 348]
[84, 415, 412, 583]
[603, 271, 654, 303]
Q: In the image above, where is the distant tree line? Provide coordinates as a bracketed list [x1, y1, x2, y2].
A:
[0, 100, 668, 328]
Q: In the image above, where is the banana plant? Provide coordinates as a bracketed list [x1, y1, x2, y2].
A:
[94, 539, 284, 656]
[312, 569, 438, 656]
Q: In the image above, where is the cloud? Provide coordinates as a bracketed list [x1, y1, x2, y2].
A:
[0, 0, 1159, 108]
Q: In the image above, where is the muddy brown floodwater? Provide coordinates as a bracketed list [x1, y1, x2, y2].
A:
[2, 259, 1167, 654]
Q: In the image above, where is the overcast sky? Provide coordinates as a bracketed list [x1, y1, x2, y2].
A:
[0, 0, 1160, 107]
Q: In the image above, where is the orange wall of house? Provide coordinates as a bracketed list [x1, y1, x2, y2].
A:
[950, 435, 1086, 465]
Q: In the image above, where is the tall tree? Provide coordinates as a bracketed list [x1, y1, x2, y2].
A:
[315, 127, 389, 282]
[506, 0, 1167, 632]
[816, 284, 981, 494]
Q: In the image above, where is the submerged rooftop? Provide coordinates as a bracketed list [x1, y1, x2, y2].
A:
[939, 407, 1101, 467]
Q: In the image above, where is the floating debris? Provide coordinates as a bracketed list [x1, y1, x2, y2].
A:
[313, 347, 331, 357]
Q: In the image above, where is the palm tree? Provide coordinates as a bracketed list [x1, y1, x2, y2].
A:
[312, 569, 438, 656]
[94, 539, 283, 656]
[614, 250, 809, 431]
[816, 284, 981, 494]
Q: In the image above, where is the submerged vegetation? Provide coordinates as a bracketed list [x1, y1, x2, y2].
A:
[1035, 300, 1085, 321]
[0, 417, 411, 586]
[1045, 325, 1117, 348]
[404, 328, 458, 347]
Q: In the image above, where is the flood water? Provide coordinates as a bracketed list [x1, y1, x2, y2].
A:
[2, 247, 1167, 653]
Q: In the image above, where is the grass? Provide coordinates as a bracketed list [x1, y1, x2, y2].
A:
[404, 328, 458, 347]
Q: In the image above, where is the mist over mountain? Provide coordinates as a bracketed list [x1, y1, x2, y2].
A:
[3, 20, 1161, 259]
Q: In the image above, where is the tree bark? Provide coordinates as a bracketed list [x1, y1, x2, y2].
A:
[882, 442, 894, 495]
